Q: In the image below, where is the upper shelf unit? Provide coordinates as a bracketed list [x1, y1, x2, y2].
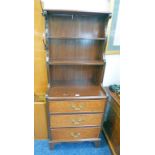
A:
[44, 10, 111, 87]
[46, 12, 111, 39]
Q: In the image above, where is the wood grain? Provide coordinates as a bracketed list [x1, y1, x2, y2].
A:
[34, 0, 47, 95]
[34, 35, 45, 52]
[49, 65, 104, 86]
[34, 11, 44, 34]
[48, 14, 106, 38]
[34, 102, 48, 139]
[47, 85, 106, 100]
[51, 127, 100, 141]
[34, 52, 47, 94]
[34, 0, 42, 13]
[49, 100, 106, 113]
[49, 39, 105, 61]
[48, 60, 105, 65]
[50, 113, 103, 128]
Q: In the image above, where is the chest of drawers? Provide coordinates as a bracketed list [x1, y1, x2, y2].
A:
[46, 86, 108, 149]
[43, 9, 111, 149]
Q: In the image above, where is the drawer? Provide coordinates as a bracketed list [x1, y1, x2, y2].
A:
[51, 127, 100, 141]
[49, 100, 106, 113]
[50, 113, 103, 128]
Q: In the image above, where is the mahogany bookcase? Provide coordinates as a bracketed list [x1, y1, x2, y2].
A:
[43, 9, 111, 149]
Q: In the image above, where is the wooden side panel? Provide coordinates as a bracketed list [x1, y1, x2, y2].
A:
[103, 89, 120, 155]
[34, 0, 42, 13]
[34, 35, 45, 52]
[34, 102, 48, 139]
[34, 11, 44, 34]
[34, 52, 47, 94]
[34, 0, 47, 95]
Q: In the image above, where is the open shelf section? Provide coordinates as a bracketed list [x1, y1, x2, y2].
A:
[46, 85, 107, 100]
[48, 39, 106, 61]
[47, 12, 109, 40]
[47, 36, 106, 40]
[48, 60, 105, 65]
[49, 65, 105, 85]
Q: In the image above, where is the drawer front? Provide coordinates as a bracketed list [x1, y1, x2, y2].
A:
[50, 113, 103, 128]
[49, 100, 106, 113]
[51, 127, 100, 141]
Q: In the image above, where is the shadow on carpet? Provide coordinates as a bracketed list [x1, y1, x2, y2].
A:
[34, 133, 111, 155]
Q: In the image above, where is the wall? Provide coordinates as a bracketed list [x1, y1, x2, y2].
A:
[43, 0, 110, 13]
[103, 55, 120, 86]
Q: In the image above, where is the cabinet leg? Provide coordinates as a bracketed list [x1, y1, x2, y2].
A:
[50, 143, 54, 150]
[94, 141, 100, 148]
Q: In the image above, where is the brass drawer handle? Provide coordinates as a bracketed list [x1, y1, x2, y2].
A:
[71, 118, 84, 125]
[71, 104, 84, 111]
[70, 132, 80, 138]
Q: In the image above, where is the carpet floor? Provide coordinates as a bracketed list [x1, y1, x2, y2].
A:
[34, 133, 111, 155]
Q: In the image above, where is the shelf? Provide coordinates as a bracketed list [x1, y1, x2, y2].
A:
[44, 9, 111, 15]
[48, 60, 105, 65]
[46, 85, 107, 100]
[47, 36, 106, 41]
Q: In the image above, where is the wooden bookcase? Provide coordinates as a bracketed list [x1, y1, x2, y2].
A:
[43, 10, 111, 149]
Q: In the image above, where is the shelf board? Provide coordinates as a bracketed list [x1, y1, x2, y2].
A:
[48, 60, 105, 65]
[47, 36, 106, 40]
[43, 8, 112, 14]
[46, 85, 107, 100]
